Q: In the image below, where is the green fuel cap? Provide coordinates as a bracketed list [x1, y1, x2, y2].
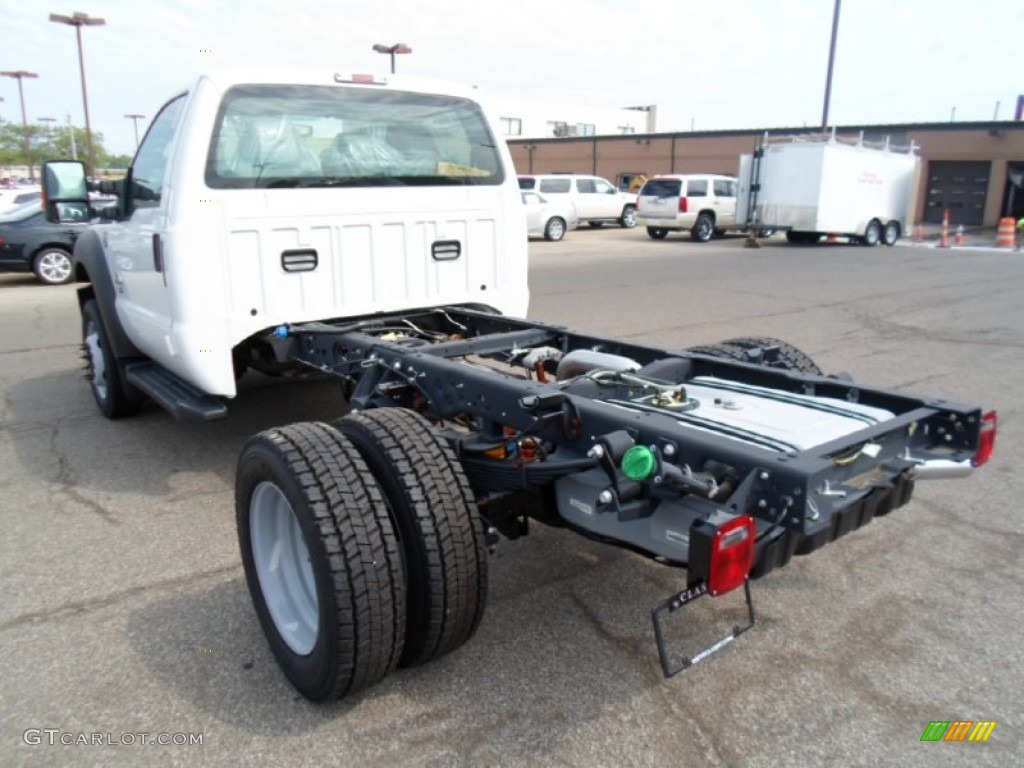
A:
[621, 445, 656, 481]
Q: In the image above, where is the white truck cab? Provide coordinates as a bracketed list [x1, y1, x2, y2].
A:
[47, 68, 528, 414]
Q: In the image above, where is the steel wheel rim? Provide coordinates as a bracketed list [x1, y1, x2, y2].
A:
[250, 481, 319, 655]
[39, 251, 72, 283]
[84, 321, 108, 402]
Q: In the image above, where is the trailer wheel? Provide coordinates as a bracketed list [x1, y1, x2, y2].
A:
[81, 299, 143, 419]
[882, 221, 900, 246]
[646, 227, 669, 240]
[862, 220, 882, 246]
[691, 212, 715, 242]
[236, 423, 406, 702]
[721, 337, 823, 375]
[337, 408, 488, 668]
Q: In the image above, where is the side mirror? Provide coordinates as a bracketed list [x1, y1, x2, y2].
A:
[41, 160, 89, 223]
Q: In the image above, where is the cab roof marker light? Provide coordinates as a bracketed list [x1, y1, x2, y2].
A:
[334, 73, 387, 86]
[972, 411, 997, 467]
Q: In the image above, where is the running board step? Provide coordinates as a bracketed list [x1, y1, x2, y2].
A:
[125, 362, 228, 422]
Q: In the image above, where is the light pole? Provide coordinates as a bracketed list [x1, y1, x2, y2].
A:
[821, 0, 841, 130]
[124, 113, 145, 149]
[49, 11, 106, 176]
[1, 70, 39, 181]
[372, 43, 412, 74]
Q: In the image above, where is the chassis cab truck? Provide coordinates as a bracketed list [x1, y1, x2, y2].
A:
[43, 69, 996, 703]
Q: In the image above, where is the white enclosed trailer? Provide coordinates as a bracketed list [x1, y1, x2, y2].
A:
[737, 134, 921, 245]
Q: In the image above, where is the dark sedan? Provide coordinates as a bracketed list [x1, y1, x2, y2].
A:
[0, 200, 93, 285]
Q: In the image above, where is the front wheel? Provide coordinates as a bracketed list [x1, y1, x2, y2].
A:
[236, 423, 406, 701]
[691, 212, 714, 242]
[33, 248, 74, 285]
[619, 205, 637, 228]
[543, 217, 566, 241]
[81, 299, 142, 419]
[646, 227, 669, 240]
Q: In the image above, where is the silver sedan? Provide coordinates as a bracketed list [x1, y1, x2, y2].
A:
[521, 191, 578, 241]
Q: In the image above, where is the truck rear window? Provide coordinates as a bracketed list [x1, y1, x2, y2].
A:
[206, 84, 504, 189]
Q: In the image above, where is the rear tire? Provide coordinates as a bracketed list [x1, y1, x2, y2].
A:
[33, 247, 74, 285]
[721, 336, 823, 374]
[337, 408, 488, 668]
[646, 227, 669, 240]
[691, 212, 714, 242]
[684, 342, 750, 362]
[543, 217, 566, 241]
[236, 422, 406, 702]
[81, 299, 143, 419]
[882, 221, 900, 246]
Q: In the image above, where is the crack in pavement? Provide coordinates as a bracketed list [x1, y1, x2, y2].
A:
[0, 562, 241, 631]
[47, 424, 122, 526]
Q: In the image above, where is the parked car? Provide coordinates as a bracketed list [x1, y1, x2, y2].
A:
[635, 174, 738, 242]
[0, 199, 96, 285]
[518, 174, 636, 228]
[521, 190, 578, 241]
[0, 186, 41, 216]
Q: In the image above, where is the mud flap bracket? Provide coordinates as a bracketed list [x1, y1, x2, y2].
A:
[651, 580, 756, 678]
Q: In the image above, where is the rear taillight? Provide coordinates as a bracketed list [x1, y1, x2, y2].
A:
[689, 514, 755, 596]
[972, 411, 997, 467]
[679, 197, 689, 213]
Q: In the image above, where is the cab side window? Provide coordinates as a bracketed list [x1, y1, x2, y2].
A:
[131, 96, 186, 209]
[576, 179, 596, 193]
[594, 179, 616, 194]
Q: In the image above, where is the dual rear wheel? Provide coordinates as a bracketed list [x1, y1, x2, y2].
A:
[236, 410, 488, 702]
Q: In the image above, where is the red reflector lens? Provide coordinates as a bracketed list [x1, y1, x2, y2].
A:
[972, 411, 997, 467]
[708, 515, 755, 596]
[679, 197, 689, 213]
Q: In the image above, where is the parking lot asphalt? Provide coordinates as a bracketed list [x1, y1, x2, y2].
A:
[1, 229, 1021, 766]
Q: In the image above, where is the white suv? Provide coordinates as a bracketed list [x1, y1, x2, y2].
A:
[635, 174, 738, 242]
[517, 174, 637, 228]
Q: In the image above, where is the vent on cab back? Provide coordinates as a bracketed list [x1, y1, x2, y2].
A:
[432, 240, 461, 261]
[281, 249, 318, 272]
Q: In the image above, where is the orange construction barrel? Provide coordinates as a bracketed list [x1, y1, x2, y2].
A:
[996, 217, 1016, 248]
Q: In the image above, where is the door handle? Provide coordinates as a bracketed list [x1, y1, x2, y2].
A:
[152, 233, 163, 272]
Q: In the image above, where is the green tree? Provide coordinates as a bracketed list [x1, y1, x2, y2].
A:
[0, 119, 115, 174]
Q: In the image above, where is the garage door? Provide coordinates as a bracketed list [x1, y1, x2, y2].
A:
[924, 161, 990, 225]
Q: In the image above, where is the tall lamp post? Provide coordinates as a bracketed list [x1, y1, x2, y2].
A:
[1, 70, 39, 181]
[124, 113, 145, 150]
[49, 11, 106, 176]
[821, 0, 841, 129]
[372, 43, 412, 74]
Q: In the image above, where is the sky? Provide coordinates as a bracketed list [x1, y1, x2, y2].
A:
[2, 0, 1021, 156]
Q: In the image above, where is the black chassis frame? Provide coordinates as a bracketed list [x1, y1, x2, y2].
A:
[283, 305, 983, 580]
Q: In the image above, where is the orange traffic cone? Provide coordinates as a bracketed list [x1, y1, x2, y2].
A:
[955, 225, 964, 246]
[826, 233, 839, 243]
[939, 230, 949, 248]
[914, 225, 924, 242]
[996, 218, 1015, 248]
